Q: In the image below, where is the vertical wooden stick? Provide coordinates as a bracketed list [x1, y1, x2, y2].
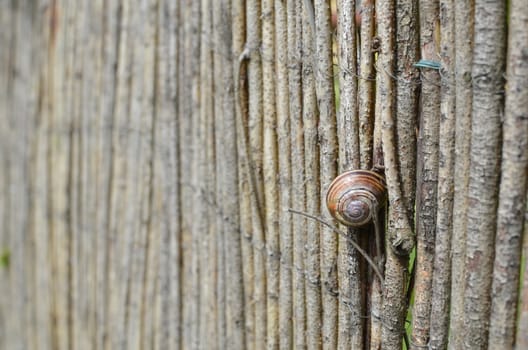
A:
[447, 0, 474, 347]
[429, 0, 456, 348]
[489, 0, 528, 346]
[462, 0, 506, 347]
[288, 1, 307, 347]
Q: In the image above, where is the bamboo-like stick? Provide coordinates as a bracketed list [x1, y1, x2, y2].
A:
[462, 0, 506, 347]
[29, 3, 54, 349]
[218, 0, 246, 346]
[429, 0, 456, 347]
[357, 0, 376, 170]
[313, 1, 339, 347]
[516, 202, 528, 348]
[154, 1, 181, 348]
[410, 0, 441, 347]
[335, 0, 366, 348]
[261, 0, 280, 347]
[489, 0, 527, 346]
[212, 1, 229, 347]
[106, 0, 136, 348]
[336, 0, 359, 172]
[261, 0, 280, 349]
[233, 0, 255, 348]
[123, 1, 158, 348]
[188, 2, 202, 348]
[302, 1, 322, 347]
[447, 0, 474, 348]
[355, 1, 382, 348]
[393, 0, 420, 348]
[246, 0, 267, 347]
[287, 1, 307, 347]
[176, 1, 199, 347]
[198, 2, 215, 348]
[395, 0, 419, 229]
[376, 0, 413, 348]
[275, 0, 294, 348]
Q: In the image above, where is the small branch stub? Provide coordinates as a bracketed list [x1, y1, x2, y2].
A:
[326, 170, 387, 227]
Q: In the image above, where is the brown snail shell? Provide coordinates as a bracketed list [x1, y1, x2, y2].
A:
[326, 170, 387, 227]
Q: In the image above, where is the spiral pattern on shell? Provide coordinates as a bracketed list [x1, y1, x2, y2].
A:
[326, 170, 387, 227]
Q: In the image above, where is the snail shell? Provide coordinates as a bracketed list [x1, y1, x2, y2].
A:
[326, 170, 387, 227]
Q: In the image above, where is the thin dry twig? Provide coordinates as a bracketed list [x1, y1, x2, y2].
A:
[288, 209, 384, 284]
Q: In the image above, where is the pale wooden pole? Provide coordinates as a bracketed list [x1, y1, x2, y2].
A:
[287, 1, 307, 347]
[429, 0, 456, 347]
[489, 0, 528, 346]
[447, 0, 474, 347]
[462, 0, 506, 347]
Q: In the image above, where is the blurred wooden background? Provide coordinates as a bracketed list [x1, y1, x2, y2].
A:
[0, 0, 527, 349]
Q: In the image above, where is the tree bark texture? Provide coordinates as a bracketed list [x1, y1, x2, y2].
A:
[447, 0, 474, 349]
[429, 0, 455, 348]
[395, 0, 419, 226]
[410, 0, 441, 348]
[517, 204, 528, 349]
[462, 0, 506, 348]
[1, 1, 526, 350]
[335, 3, 366, 348]
[313, 1, 338, 348]
[376, 1, 413, 350]
[301, 2, 323, 347]
[274, 1, 293, 349]
[287, 1, 307, 348]
[488, 1, 528, 348]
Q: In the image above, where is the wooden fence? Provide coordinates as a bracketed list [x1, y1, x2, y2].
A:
[0, 0, 527, 349]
